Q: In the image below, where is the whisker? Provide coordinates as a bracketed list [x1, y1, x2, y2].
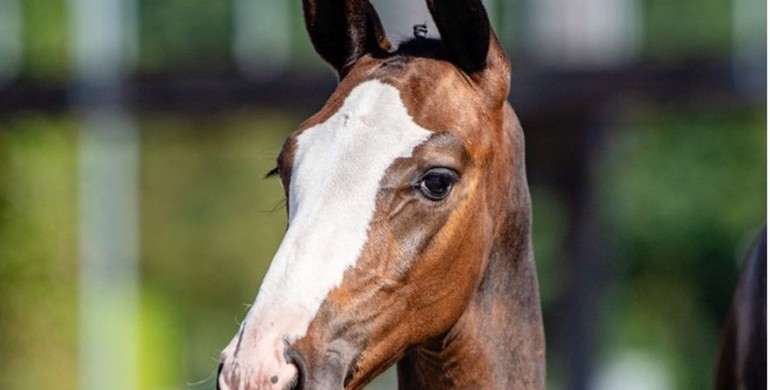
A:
[186, 369, 218, 390]
[282, 373, 299, 390]
[264, 198, 287, 214]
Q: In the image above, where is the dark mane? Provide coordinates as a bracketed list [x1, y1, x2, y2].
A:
[375, 38, 442, 71]
[394, 37, 441, 58]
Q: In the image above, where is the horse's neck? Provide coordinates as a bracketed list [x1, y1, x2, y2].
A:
[397, 111, 545, 389]
[396, 223, 545, 389]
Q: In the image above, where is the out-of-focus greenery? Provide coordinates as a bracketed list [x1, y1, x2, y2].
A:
[137, 0, 319, 72]
[21, 0, 69, 79]
[139, 111, 292, 386]
[0, 116, 78, 389]
[643, 0, 734, 58]
[139, 0, 233, 71]
[0, 112, 295, 389]
[530, 186, 568, 309]
[15, 0, 751, 80]
[599, 105, 766, 390]
[1, 0, 765, 389]
[0, 104, 763, 389]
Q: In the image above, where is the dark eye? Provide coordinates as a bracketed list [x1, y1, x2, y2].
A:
[415, 168, 459, 201]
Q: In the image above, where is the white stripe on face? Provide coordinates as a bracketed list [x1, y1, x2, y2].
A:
[234, 79, 431, 352]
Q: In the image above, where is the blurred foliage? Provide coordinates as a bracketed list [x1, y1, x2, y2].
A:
[139, 111, 293, 386]
[0, 112, 295, 389]
[531, 186, 569, 309]
[1, 0, 766, 389]
[0, 116, 78, 389]
[11, 0, 754, 79]
[1, 103, 762, 389]
[531, 186, 570, 390]
[643, 0, 734, 58]
[599, 104, 765, 389]
[21, 0, 69, 79]
[139, 0, 233, 72]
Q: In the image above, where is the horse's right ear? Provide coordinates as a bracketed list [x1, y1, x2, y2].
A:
[302, 0, 391, 78]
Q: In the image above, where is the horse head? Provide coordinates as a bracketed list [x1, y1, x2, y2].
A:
[218, 1, 544, 388]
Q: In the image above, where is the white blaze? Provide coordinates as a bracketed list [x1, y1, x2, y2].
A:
[238, 79, 431, 349]
[255, 80, 431, 327]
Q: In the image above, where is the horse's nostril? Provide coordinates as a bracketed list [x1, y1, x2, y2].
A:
[216, 362, 224, 390]
[284, 346, 307, 390]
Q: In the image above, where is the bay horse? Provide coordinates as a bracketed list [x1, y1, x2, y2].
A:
[218, 0, 545, 388]
[714, 226, 766, 389]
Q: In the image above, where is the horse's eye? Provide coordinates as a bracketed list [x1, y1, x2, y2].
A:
[416, 168, 459, 201]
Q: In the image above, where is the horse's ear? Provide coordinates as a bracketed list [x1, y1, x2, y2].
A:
[303, 0, 391, 77]
[427, 0, 510, 102]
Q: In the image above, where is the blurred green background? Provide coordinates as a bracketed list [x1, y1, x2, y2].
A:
[0, 0, 765, 389]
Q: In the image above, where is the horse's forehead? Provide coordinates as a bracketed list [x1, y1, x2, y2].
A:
[278, 58, 491, 182]
[298, 57, 472, 131]
[288, 79, 433, 211]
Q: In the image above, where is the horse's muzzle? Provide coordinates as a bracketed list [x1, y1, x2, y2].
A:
[216, 345, 352, 390]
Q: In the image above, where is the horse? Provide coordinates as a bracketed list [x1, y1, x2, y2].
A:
[217, 0, 546, 388]
[714, 226, 766, 389]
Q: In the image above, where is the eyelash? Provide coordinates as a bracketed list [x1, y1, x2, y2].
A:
[265, 167, 281, 179]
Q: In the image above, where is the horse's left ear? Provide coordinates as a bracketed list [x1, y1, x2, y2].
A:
[303, 0, 391, 78]
[427, 0, 510, 104]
